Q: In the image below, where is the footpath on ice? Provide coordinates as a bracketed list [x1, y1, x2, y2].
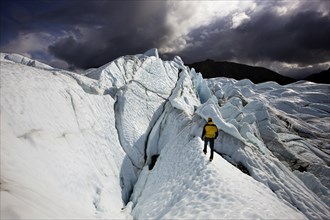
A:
[1, 49, 329, 219]
[130, 118, 305, 219]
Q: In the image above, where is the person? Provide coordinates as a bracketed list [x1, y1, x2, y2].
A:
[201, 117, 218, 161]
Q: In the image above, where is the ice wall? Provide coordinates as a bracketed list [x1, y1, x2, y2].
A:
[84, 51, 180, 169]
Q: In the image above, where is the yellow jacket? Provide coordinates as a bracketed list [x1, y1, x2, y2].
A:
[202, 122, 219, 139]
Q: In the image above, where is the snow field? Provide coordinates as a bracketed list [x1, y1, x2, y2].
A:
[131, 113, 305, 219]
[206, 78, 329, 218]
[1, 60, 132, 219]
[1, 49, 329, 219]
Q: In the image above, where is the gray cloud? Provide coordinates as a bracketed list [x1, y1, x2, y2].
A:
[46, 1, 171, 69]
[172, 3, 330, 77]
[189, 12, 327, 63]
[1, 0, 329, 77]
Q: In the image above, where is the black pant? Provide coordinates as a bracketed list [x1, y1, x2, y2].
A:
[203, 138, 214, 160]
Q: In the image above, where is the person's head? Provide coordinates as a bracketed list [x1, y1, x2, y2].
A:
[208, 117, 212, 122]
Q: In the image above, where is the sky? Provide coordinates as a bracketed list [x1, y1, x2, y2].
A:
[0, 0, 329, 78]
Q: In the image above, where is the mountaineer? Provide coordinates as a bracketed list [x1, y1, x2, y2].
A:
[201, 117, 218, 161]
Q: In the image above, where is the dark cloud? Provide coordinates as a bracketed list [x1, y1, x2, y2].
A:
[167, 2, 330, 78]
[1, 0, 172, 69]
[177, 7, 330, 66]
[1, 0, 329, 77]
[46, 0, 171, 69]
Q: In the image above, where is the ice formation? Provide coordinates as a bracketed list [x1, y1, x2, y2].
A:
[1, 49, 329, 219]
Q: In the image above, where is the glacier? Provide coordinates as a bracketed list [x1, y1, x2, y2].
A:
[0, 49, 329, 219]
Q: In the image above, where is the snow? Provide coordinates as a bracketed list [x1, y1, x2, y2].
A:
[131, 112, 305, 219]
[1, 49, 329, 219]
[1, 53, 53, 69]
[1, 58, 131, 219]
[143, 48, 159, 58]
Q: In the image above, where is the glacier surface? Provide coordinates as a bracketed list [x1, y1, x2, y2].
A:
[1, 49, 329, 219]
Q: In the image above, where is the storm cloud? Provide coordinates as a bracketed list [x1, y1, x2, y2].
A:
[177, 8, 330, 64]
[46, 0, 172, 69]
[1, 0, 329, 77]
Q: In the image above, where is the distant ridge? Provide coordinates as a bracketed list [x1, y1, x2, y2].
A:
[304, 68, 330, 84]
[187, 59, 296, 85]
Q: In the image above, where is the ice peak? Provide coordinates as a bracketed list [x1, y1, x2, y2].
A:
[1, 52, 53, 69]
[143, 48, 159, 58]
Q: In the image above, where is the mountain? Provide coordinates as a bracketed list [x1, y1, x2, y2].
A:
[304, 68, 330, 84]
[1, 49, 329, 219]
[187, 59, 296, 85]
